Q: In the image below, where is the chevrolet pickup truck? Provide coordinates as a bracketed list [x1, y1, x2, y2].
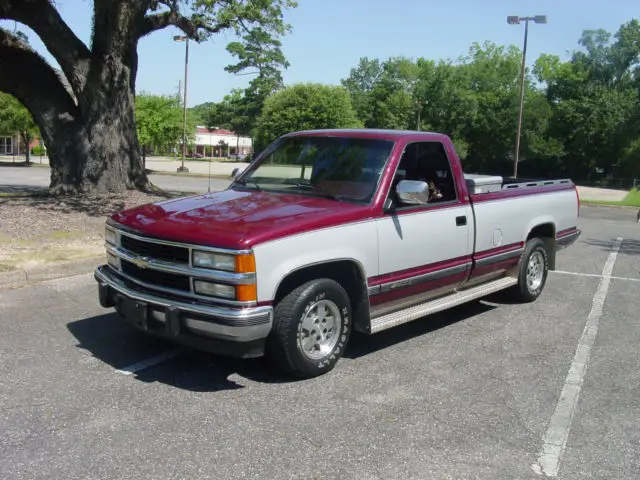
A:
[95, 129, 581, 378]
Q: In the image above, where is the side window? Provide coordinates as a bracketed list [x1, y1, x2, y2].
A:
[390, 141, 457, 207]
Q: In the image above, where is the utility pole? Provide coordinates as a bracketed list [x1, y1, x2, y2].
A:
[173, 36, 190, 173]
[507, 15, 547, 178]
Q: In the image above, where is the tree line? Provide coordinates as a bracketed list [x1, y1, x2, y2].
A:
[196, 19, 640, 186]
[0, 0, 637, 192]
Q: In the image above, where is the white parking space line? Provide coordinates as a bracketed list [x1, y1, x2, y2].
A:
[533, 237, 623, 477]
[116, 348, 183, 376]
[552, 270, 640, 283]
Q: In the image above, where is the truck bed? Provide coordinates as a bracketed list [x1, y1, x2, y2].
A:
[464, 173, 573, 195]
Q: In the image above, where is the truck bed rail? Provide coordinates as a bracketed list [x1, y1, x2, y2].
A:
[501, 179, 573, 190]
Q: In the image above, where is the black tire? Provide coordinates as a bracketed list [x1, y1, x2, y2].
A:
[510, 237, 549, 302]
[267, 278, 352, 378]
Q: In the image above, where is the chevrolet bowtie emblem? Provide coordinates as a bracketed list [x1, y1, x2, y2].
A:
[132, 257, 150, 269]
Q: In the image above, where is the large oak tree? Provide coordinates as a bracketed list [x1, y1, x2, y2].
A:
[0, 0, 297, 194]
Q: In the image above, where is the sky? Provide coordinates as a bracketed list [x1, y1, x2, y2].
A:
[4, 0, 638, 107]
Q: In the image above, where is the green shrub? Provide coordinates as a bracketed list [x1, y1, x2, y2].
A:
[31, 145, 45, 156]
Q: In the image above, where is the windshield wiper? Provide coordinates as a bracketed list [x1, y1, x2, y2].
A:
[234, 178, 261, 190]
[293, 181, 344, 201]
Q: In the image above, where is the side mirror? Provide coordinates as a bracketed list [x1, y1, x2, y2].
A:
[230, 167, 240, 179]
[396, 180, 430, 205]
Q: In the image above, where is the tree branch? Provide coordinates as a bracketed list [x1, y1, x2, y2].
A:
[138, 10, 232, 40]
[234, 70, 261, 76]
[0, 0, 91, 95]
[0, 29, 79, 138]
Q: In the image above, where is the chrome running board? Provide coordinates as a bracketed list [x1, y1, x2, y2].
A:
[369, 276, 517, 334]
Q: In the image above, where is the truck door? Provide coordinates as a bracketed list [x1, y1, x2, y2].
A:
[371, 140, 474, 314]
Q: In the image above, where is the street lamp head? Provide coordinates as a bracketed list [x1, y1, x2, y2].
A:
[507, 16, 521, 25]
[173, 35, 187, 42]
[533, 15, 548, 24]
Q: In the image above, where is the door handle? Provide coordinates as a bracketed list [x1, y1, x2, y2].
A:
[456, 215, 467, 226]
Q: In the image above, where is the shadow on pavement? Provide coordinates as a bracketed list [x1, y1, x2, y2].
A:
[69, 300, 497, 391]
[479, 288, 529, 306]
[0, 188, 180, 216]
[0, 160, 39, 167]
[345, 300, 496, 359]
[66, 312, 294, 392]
[0, 185, 48, 195]
[584, 237, 640, 256]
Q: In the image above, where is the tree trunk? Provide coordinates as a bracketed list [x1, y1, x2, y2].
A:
[38, 56, 148, 194]
[21, 132, 31, 165]
[44, 104, 147, 194]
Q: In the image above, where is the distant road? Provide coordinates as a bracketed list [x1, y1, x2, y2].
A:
[0, 166, 231, 194]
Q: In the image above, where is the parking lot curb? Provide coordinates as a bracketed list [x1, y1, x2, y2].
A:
[581, 202, 639, 210]
[0, 256, 104, 288]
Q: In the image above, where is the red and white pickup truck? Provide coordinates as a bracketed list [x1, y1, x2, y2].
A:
[95, 129, 581, 377]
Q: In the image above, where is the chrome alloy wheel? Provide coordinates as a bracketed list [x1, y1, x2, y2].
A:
[297, 299, 341, 360]
[526, 251, 545, 291]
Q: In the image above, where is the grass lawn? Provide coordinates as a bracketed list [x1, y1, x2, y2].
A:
[581, 188, 640, 207]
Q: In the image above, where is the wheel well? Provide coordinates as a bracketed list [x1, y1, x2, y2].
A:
[527, 223, 557, 270]
[274, 261, 370, 332]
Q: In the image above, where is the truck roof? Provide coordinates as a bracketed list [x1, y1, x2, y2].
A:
[284, 128, 451, 142]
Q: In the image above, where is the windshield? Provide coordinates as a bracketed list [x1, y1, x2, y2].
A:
[232, 135, 395, 203]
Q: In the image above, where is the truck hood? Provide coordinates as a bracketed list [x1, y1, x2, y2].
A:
[110, 188, 372, 250]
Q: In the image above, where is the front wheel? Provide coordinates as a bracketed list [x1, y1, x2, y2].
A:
[510, 237, 549, 302]
[267, 279, 352, 378]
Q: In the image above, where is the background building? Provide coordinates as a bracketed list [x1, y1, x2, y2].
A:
[191, 127, 252, 158]
[0, 134, 41, 156]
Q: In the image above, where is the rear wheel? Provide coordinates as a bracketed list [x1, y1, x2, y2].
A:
[267, 278, 352, 378]
[511, 237, 549, 302]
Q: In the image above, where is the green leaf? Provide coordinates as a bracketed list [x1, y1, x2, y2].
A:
[254, 83, 363, 149]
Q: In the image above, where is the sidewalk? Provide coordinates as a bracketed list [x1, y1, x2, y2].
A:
[0, 154, 250, 178]
[145, 158, 250, 176]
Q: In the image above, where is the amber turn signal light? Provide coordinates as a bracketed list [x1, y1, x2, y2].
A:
[236, 284, 257, 302]
[235, 253, 256, 273]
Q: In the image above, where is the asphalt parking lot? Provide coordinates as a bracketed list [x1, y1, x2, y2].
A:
[1, 205, 639, 480]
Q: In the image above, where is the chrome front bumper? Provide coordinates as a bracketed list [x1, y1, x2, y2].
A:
[94, 265, 273, 353]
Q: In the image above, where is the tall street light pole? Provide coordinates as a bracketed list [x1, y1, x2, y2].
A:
[174, 35, 190, 173]
[507, 15, 547, 178]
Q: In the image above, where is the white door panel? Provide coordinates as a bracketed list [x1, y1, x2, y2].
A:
[376, 204, 474, 275]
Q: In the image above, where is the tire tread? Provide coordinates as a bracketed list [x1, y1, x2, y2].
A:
[510, 237, 549, 303]
[267, 279, 351, 378]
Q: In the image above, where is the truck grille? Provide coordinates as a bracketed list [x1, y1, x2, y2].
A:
[107, 227, 253, 306]
[121, 260, 190, 292]
[120, 235, 189, 264]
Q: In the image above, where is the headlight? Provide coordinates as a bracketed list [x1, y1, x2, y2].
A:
[193, 281, 257, 302]
[193, 281, 236, 299]
[192, 251, 256, 273]
[192, 251, 236, 271]
[105, 226, 117, 245]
